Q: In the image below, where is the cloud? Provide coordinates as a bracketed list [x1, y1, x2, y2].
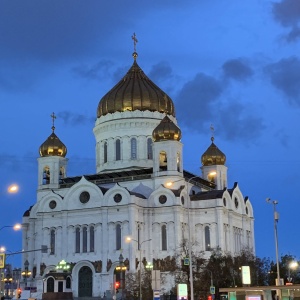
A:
[175, 73, 223, 129]
[222, 59, 253, 82]
[148, 61, 173, 82]
[272, 0, 300, 42]
[272, 0, 300, 27]
[217, 101, 265, 142]
[265, 56, 300, 105]
[57, 111, 94, 126]
[72, 59, 114, 81]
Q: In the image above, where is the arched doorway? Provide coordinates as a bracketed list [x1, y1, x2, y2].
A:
[78, 266, 93, 297]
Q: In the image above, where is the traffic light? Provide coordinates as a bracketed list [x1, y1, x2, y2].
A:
[17, 288, 22, 299]
[115, 281, 120, 293]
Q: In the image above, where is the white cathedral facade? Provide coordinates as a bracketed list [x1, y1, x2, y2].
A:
[22, 50, 255, 299]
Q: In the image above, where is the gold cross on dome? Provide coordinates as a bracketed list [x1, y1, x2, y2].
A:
[210, 124, 215, 142]
[50, 112, 56, 132]
[132, 32, 138, 52]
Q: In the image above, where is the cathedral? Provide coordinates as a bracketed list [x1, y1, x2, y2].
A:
[22, 45, 255, 299]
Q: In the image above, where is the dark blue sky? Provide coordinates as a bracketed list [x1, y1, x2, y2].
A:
[1, 0, 300, 268]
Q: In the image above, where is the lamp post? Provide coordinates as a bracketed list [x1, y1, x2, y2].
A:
[266, 198, 281, 299]
[186, 176, 205, 300]
[126, 237, 151, 300]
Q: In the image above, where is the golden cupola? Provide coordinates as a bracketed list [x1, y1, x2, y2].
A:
[201, 137, 226, 166]
[97, 52, 175, 118]
[39, 114, 67, 157]
[152, 115, 181, 142]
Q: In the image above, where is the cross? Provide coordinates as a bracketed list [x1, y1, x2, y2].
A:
[50, 112, 56, 131]
[210, 124, 215, 142]
[132, 32, 138, 52]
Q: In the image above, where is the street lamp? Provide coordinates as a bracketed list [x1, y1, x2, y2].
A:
[0, 224, 22, 231]
[126, 236, 151, 300]
[287, 261, 298, 283]
[266, 198, 281, 300]
[22, 260, 31, 288]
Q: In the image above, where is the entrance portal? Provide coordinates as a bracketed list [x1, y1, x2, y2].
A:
[78, 266, 93, 297]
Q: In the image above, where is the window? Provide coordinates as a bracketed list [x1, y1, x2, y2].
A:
[162, 225, 167, 250]
[116, 139, 121, 160]
[177, 152, 180, 171]
[59, 167, 65, 184]
[90, 226, 95, 252]
[116, 224, 121, 250]
[66, 277, 71, 289]
[104, 142, 108, 163]
[205, 226, 211, 251]
[131, 138, 137, 159]
[147, 138, 153, 159]
[159, 151, 167, 171]
[75, 227, 80, 253]
[138, 226, 141, 250]
[50, 229, 55, 255]
[83, 227, 87, 253]
[43, 166, 50, 185]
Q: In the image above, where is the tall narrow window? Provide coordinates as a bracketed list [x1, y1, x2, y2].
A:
[161, 225, 167, 250]
[90, 226, 95, 252]
[83, 227, 87, 253]
[147, 138, 153, 159]
[43, 166, 50, 185]
[131, 138, 137, 159]
[159, 151, 167, 171]
[50, 229, 55, 255]
[205, 226, 211, 251]
[177, 152, 180, 172]
[75, 227, 80, 253]
[138, 226, 141, 250]
[59, 167, 65, 184]
[116, 224, 121, 250]
[104, 142, 108, 163]
[116, 139, 121, 161]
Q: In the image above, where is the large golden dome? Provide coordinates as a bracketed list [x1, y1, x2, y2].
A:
[97, 52, 175, 118]
[201, 137, 226, 166]
[39, 125, 67, 157]
[152, 115, 181, 142]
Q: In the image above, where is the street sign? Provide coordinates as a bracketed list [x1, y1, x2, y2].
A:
[210, 286, 215, 294]
[153, 290, 160, 300]
[184, 257, 189, 266]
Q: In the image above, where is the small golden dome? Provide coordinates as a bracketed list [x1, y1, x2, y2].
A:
[39, 119, 67, 157]
[152, 115, 181, 142]
[97, 53, 175, 118]
[201, 137, 226, 166]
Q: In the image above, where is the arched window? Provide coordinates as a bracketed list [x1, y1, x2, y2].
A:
[116, 139, 121, 161]
[205, 226, 211, 251]
[159, 151, 167, 171]
[131, 138, 137, 159]
[47, 277, 55, 293]
[66, 277, 71, 289]
[75, 227, 80, 253]
[90, 226, 95, 252]
[83, 227, 87, 253]
[59, 167, 65, 184]
[43, 166, 50, 184]
[104, 142, 108, 163]
[50, 229, 55, 255]
[147, 138, 153, 159]
[177, 152, 180, 172]
[116, 224, 121, 250]
[161, 225, 167, 250]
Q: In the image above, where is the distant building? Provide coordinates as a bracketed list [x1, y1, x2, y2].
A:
[22, 49, 255, 299]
